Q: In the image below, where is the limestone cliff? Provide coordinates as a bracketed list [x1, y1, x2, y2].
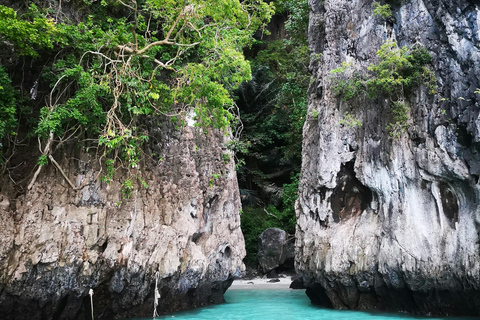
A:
[0, 120, 245, 319]
[296, 0, 480, 316]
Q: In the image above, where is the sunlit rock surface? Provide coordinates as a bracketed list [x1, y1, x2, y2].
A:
[0, 121, 245, 319]
[296, 0, 480, 316]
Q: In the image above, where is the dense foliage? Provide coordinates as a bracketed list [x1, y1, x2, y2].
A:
[236, 0, 309, 264]
[0, 0, 273, 191]
[241, 174, 298, 263]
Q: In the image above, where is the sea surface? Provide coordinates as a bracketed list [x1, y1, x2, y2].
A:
[130, 289, 474, 320]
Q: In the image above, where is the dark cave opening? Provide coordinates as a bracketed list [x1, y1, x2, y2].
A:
[331, 161, 373, 223]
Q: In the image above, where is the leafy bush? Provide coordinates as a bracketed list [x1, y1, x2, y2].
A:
[0, 4, 63, 57]
[386, 101, 409, 138]
[330, 41, 437, 137]
[372, 2, 392, 19]
[366, 41, 437, 97]
[0, 66, 17, 142]
[275, 0, 309, 44]
[339, 112, 362, 128]
[0, 0, 273, 192]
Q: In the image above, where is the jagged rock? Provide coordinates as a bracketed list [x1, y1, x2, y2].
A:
[289, 276, 306, 290]
[297, 0, 480, 317]
[258, 228, 294, 274]
[0, 120, 245, 319]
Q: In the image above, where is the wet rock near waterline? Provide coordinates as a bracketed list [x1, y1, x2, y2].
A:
[257, 228, 295, 275]
[289, 276, 306, 290]
[0, 121, 245, 319]
[297, 0, 480, 316]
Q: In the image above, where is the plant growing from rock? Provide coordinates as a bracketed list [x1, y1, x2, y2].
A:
[386, 101, 409, 138]
[372, 2, 392, 19]
[339, 112, 362, 128]
[330, 40, 437, 138]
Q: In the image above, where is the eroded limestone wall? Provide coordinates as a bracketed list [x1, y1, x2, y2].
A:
[0, 120, 245, 319]
[297, 0, 480, 315]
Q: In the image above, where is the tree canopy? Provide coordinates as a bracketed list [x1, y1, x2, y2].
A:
[0, 0, 273, 192]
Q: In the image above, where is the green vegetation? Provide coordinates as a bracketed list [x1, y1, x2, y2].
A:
[0, 66, 16, 148]
[235, 0, 309, 264]
[0, 4, 63, 57]
[0, 0, 273, 192]
[222, 153, 231, 164]
[386, 101, 409, 139]
[241, 175, 298, 263]
[372, 2, 392, 19]
[275, 0, 309, 44]
[339, 112, 362, 128]
[330, 40, 437, 137]
[366, 41, 437, 97]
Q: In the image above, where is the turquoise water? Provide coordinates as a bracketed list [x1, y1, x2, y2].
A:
[131, 289, 474, 320]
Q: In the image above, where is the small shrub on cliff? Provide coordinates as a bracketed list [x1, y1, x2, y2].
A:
[339, 112, 362, 128]
[366, 41, 437, 98]
[372, 2, 392, 19]
[386, 101, 409, 138]
[331, 41, 436, 100]
[330, 41, 437, 138]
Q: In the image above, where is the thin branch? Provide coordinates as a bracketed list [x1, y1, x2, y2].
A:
[81, 51, 122, 65]
[49, 155, 76, 189]
[264, 207, 281, 221]
[134, 39, 174, 54]
[117, 0, 136, 11]
[27, 132, 54, 190]
[50, 75, 67, 108]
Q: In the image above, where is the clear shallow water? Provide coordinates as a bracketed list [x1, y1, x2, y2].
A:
[132, 289, 474, 320]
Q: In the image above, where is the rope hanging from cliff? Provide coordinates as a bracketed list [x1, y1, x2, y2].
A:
[89, 288, 94, 320]
[153, 271, 161, 318]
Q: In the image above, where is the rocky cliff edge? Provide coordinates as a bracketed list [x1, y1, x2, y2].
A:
[296, 0, 480, 316]
[0, 120, 245, 319]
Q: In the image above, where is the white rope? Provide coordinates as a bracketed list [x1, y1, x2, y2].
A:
[89, 289, 94, 320]
[153, 271, 161, 318]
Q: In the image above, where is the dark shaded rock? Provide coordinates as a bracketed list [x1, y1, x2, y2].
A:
[289, 276, 306, 290]
[257, 228, 294, 274]
[268, 278, 280, 283]
[306, 284, 333, 308]
[267, 269, 278, 279]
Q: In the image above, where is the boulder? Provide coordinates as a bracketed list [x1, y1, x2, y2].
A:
[257, 227, 294, 274]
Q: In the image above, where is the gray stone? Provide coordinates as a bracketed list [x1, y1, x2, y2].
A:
[297, 0, 480, 317]
[0, 118, 245, 319]
[258, 228, 294, 274]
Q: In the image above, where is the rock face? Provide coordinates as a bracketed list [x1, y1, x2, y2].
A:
[0, 120, 245, 319]
[257, 228, 294, 275]
[296, 0, 480, 316]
